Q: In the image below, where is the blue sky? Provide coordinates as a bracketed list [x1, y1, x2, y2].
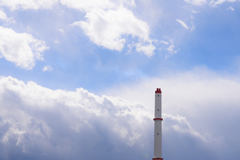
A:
[1, 0, 240, 160]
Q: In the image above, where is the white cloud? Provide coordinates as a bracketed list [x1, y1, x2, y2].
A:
[102, 68, 240, 152]
[192, 10, 201, 13]
[160, 40, 169, 45]
[166, 40, 177, 54]
[0, 73, 239, 159]
[0, 76, 153, 159]
[0, 26, 49, 70]
[103, 70, 240, 151]
[228, 6, 235, 11]
[136, 42, 156, 57]
[0, 0, 136, 12]
[119, 0, 136, 6]
[210, 0, 237, 6]
[102, 68, 240, 157]
[176, 19, 189, 30]
[1, 0, 154, 57]
[60, 0, 114, 12]
[0, 9, 7, 21]
[163, 114, 220, 144]
[58, 28, 64, 33]
[72, 6, 152, 56]
[0, 0, 58, 10]
[190, 23, 196, 32]
[54, 39, 59, 44]
[103, 68, 240, 111]
[185, 0, 207, 5]
[63, 0, 153, 56]
[42, 65, 53, 72]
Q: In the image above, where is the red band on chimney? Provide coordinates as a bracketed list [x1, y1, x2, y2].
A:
[152, 158, 163, 160]
[153, 118, 163, 121]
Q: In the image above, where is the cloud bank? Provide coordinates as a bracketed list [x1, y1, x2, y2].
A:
[1, 71, 240, 159]
[0, 76, 153, 159]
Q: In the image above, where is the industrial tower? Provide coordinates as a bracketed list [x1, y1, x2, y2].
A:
[153, 88, 163, 160]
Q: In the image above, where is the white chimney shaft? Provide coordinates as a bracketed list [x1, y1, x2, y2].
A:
[153, 88, 163, 160]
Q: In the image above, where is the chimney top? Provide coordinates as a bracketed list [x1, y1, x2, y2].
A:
[155, 88, 161, 93]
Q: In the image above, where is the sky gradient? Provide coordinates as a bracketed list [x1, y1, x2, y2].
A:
[1, 0, 240, 159]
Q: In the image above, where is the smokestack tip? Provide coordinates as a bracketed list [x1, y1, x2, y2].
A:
[155, 88, 161, 93]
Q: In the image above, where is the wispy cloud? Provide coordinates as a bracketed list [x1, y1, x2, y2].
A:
[0, 9, 7, 21]
[228, 6, 235, 11]
[192, 10, 201, 13]
[176, 19, 189, 30]
[166, 44, 177, 54]
[210, 0, 237, 6]
[42, 65, 53, 72]
[58, 28, 64, 33]
[160, 40, 169, 45]
[166, 39, 178, 54]
[136, 42, 156, 57]
[0, 9, 14, 23]
[185, 0, 207, 5]
[0, 0, 58, 10]
[60, 0, 114, 12]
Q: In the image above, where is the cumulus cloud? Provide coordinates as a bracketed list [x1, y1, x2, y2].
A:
[0, 76, 154, 159]
[1, 0, 155, 57]
[0, 0, 58, 10]
[64, 0, 154, 56]
[71, 6, 153, 56]
[0, 26, 49, 70]
[0, 75, 227, 159]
